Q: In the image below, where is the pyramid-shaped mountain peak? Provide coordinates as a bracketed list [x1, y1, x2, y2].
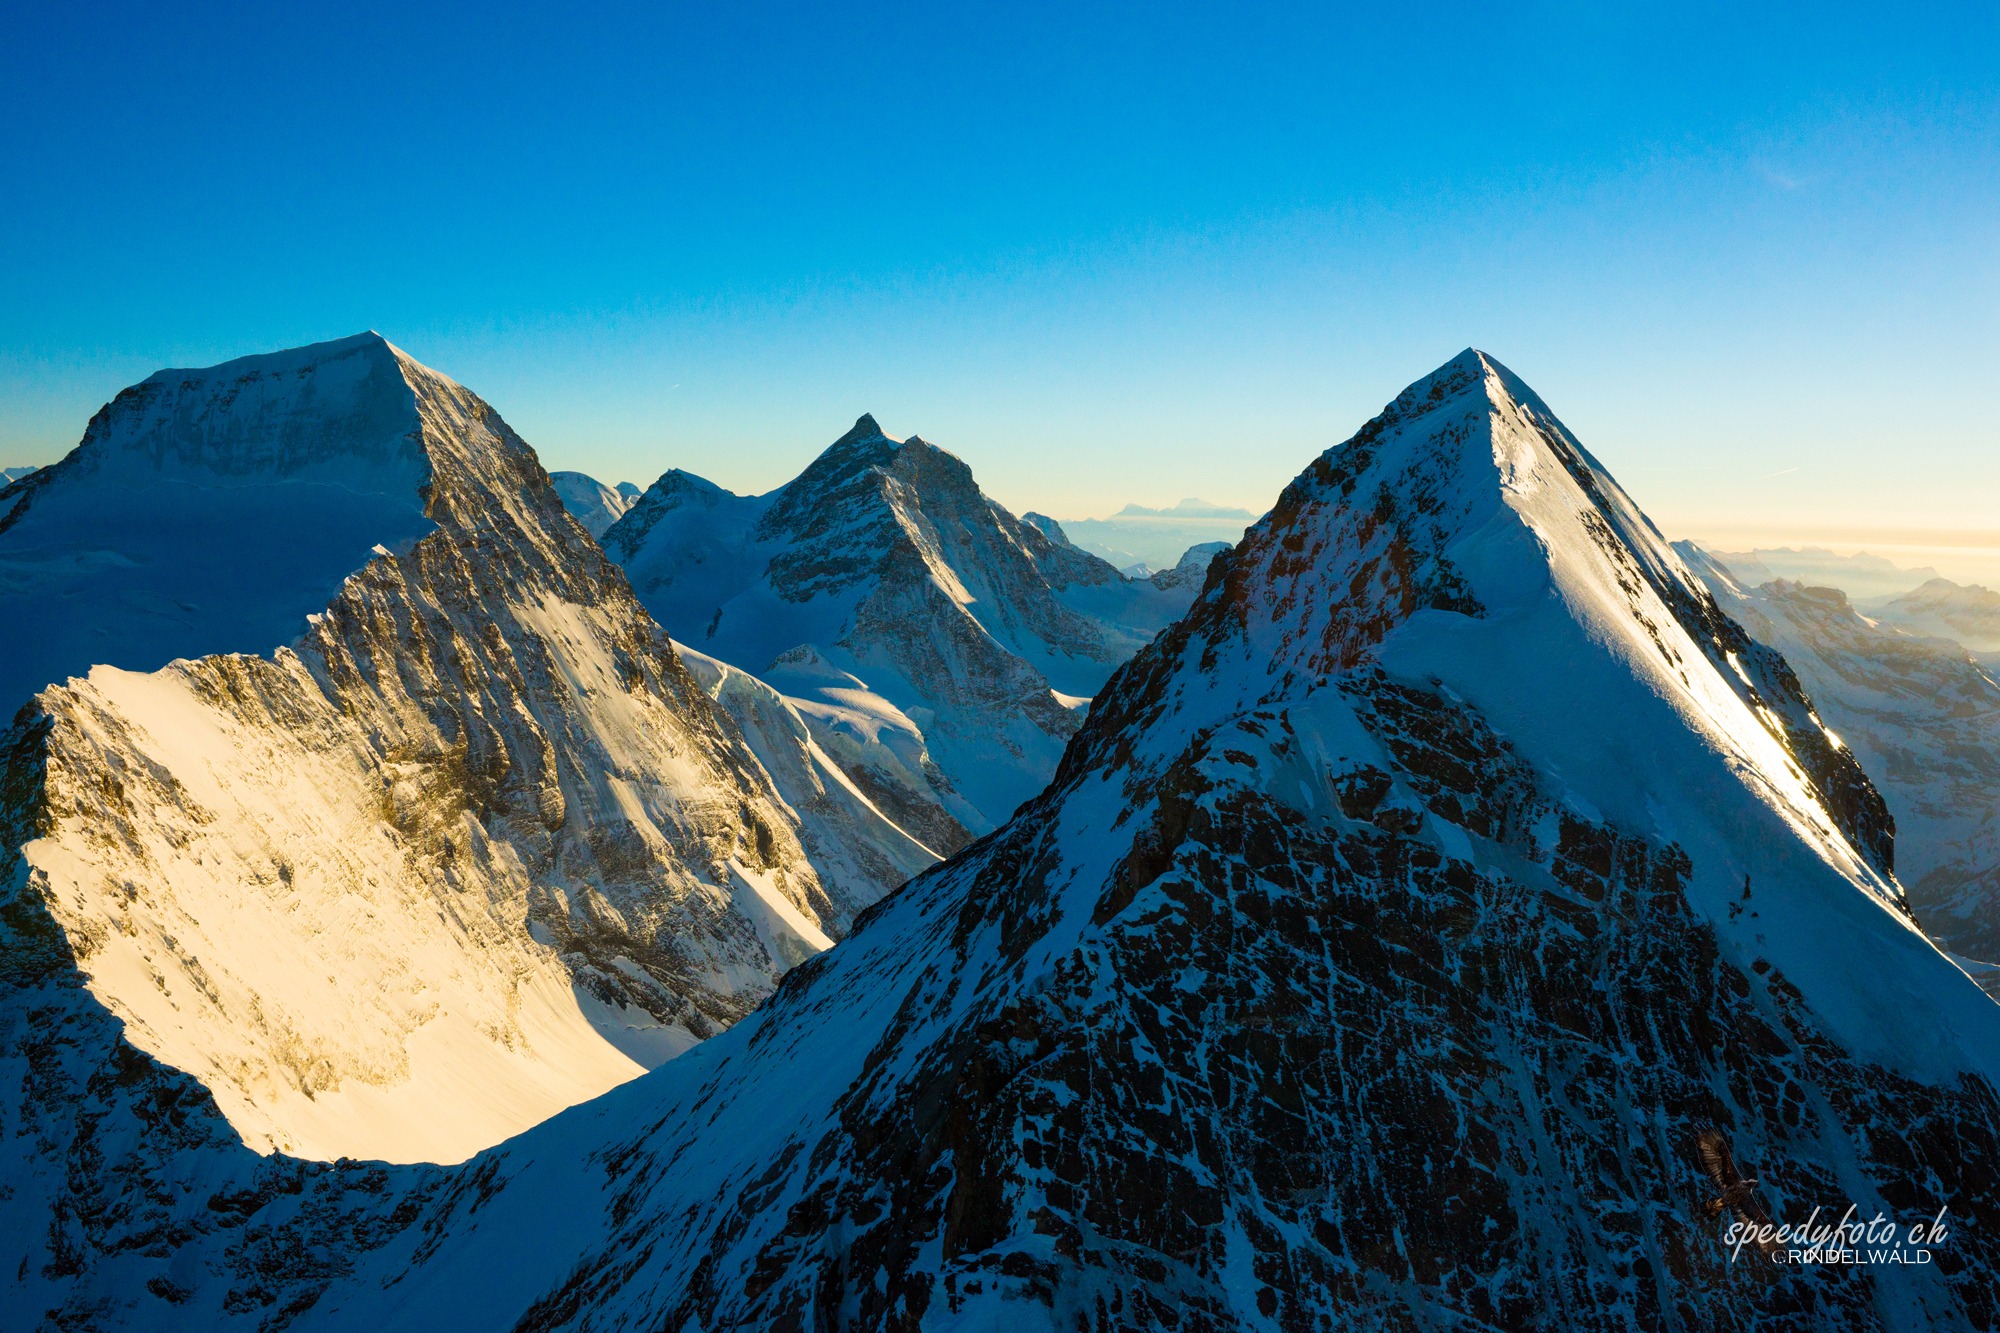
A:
[1078, 349, 1898, 902]
[14, 348, 2000, 1328]
[835, 411, 888, 444]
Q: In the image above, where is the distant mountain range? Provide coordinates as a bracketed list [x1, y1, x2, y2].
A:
[1704, 545, 1947, 602]
[1045, 495, 1259, 569]
[1873, 578, 2000, 661]
[1685, 548, 2000, 971]
[6, 343, 2000, 1327]
[548, 471, 640, 537]
[1109, 496, 1257, 519]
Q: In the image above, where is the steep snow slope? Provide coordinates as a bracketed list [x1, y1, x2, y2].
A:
[0, 335, 435, 714]
[549, 470, 637, 538]
[61, 348, 1989, 1331]
[0, 335, 911, 1168]
[1684, 550, 2000, 967]
[673, 643, 943, 917]
[604, 415, 1195, 831]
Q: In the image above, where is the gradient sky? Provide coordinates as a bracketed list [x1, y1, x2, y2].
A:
[3, 2, 1996, 558]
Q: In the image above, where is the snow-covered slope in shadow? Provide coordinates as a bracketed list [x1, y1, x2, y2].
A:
[0, 334, 436, 714]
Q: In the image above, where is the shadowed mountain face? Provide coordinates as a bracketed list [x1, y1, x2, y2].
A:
[0, 336, 925, 1173]
[0, 334, 437, 714]
[1685, 553, 2000, 970]
[603, 415, 1199, 839]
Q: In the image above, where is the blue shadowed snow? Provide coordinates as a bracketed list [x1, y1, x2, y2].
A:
[0, 333, 433, 714]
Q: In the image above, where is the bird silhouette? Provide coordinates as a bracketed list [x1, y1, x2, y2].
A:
[1695, 1126, 1779, 1255]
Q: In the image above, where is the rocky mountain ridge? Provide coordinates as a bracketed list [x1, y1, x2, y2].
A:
[0, 335, 922, 1171]
[603, 414, 1199, 835]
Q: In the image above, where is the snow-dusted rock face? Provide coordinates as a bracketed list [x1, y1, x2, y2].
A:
[549, 470, 637, 538]
[88, 348, 1992, 1331]
[0, 335, 897, 1169]
[1685, 554, 2000, 968]
[1873, 578, 2000, 661]
[673, 643, 940, 930]
[1148, 538, 1232, 592]
[1019, 510, 1076, 549]
[604, 415, 1196, 833]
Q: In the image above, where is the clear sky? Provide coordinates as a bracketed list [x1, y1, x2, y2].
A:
[3, 3, 1996, 558]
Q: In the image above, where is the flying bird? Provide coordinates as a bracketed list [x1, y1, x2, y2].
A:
[1695, 1126, 1779, 1254]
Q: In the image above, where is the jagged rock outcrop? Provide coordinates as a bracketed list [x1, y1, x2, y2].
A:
[0, 335, 912, 1171]
[604, 415, 1196, 832]
[1685, 553, 2000, 968]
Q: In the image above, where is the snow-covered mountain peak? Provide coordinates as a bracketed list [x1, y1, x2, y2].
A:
[1112, 349, 1892, 889]
[0, 338, 919, 1170]
[29, 331, 426, 492]
[0, 334, 454, 711]
[755, 416, 986, 546]
[549, 470, 639, 538]
[600, 416, 1203, 833]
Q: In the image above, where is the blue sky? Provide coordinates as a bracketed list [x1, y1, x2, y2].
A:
[3, 2, 1995, 552]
